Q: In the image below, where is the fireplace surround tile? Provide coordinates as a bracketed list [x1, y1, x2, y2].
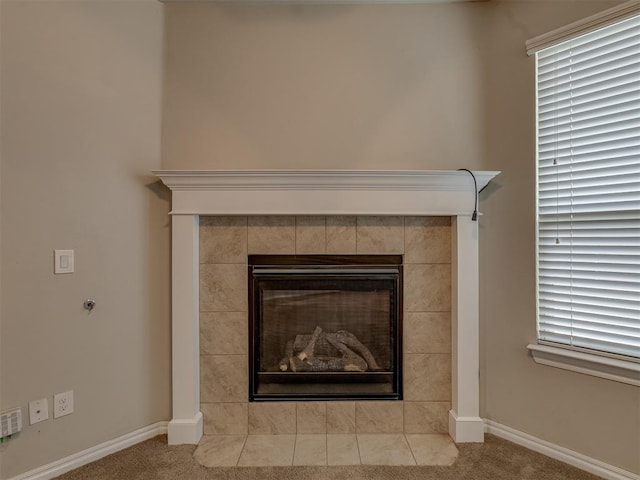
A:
[247, 216, 295, 254]
[355, 401, 404, 433]
[296, 402, 327, 434]
[200, 264, 247, 312]
[404, 312, 451, 354]
[355, 216, 404, 254]
[404, 216, 451, 264]
[202, 403, 248, 435]
[200, 355, 248, 402]
[403, 401, 450, 434]
[326, 216, 357, 253]
[327, 434, 360, 465]
[295, 216, 326, 254]
[193, 435, 247, 467]
[237, 434, 296, 466]
[200, 312, 247, 355]
[200, 216, 248, 264]
[357, 434, 416, 465]
[403, 354, 452, 401]
[248, 402, 297, 434]
[326, 402, 356, 434]
[293, 435, 327, 466]
[404, 264, 451, 313]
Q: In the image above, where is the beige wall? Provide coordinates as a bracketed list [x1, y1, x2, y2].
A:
[0, 1, 169, 478]
[163, 1, 639, 475]
[162, 3, 487, 169]
[480, 1, 639, 474]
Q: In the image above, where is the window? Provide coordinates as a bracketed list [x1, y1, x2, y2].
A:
[533, 13, 640, 364]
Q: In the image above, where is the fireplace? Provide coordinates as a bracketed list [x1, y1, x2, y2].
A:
[154, 169, 499, 445]
[249, 255, 402, 401]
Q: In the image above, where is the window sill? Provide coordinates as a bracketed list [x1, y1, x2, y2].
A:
[527, 344, 640, 387]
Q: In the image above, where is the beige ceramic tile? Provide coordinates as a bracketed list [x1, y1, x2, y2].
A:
[200, 216, 247, 264]
[326, 216, 356, 254]
[200, 264, 247, 312]
[405, 434, 459, 466]
[356, 216, 404, 254]
[202, 403, 248, 435]
[247, 216, 295, 254]
[200, 355, 247, 402]
[297, 402, 326, 434]
[404, 264, 451, 312]
[293, 434, 327, 466]
[326, 402, 356, 434]
[200, 312, 247, 355]
[237, 435, 296, 466]
[248, 402, 297, 434]
[357, 434, 416, 465]
[404, 354, 451, 401]
[327, 434, 360, 465]
[403, 312, 451, 354]
[404, 216, 451, 264]
[404, 402, 450, 434]
[356, 401, 403, 433]
[296, 216, 326, 254]
[193, 435, 246, 467]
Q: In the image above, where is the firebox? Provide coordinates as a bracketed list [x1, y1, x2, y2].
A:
[249, 255, 402, 401]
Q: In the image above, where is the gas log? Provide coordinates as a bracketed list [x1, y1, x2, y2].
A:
[280, 326, 379, 373]
[278, 340, 294, 372]
[297, 326, 323, 362]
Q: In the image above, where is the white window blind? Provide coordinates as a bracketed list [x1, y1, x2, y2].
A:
[535, 13, 640, 360]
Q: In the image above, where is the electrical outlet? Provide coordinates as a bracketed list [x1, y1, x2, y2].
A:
[29, 398, 49, 425]
[54, 391, 74, 418]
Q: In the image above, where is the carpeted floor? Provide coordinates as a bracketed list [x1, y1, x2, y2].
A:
[53, 434, 603, 480]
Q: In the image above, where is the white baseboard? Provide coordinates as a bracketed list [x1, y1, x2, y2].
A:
[485, 420, 639, 480]
[10, 422, 168, 480]
[448, 410, 485, 443]
[167, 411, 203, 445]
[9, 418, 638, 480]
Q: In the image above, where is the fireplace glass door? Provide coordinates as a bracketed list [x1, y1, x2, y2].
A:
[249, 255, 402, 401]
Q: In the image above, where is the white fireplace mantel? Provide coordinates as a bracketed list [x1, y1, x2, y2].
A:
[154, 169, 500, 446]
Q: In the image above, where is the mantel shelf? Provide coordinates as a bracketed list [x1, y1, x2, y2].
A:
[153, 169, 500, 216]
[154, 169, 499, 191]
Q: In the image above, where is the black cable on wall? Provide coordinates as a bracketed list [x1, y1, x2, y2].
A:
[457, 168, 478, 221]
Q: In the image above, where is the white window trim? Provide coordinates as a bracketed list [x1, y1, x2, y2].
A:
[526, 0, 640, 55]
[528, 344, 640, 387]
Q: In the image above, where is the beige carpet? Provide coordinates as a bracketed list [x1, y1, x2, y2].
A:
[53, 434, 603, 480]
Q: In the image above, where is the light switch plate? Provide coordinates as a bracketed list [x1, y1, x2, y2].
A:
[54, 250, 74, 274]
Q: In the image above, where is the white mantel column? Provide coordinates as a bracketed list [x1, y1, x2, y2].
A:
[167, 214, 203, 445]
[449, 215, 484, 442]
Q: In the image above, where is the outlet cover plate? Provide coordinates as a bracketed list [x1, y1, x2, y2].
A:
[29, 398, 49, 425]
[54, 390, 74, 418]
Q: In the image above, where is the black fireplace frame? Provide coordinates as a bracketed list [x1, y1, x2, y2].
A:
[248, 255, 403, 402]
